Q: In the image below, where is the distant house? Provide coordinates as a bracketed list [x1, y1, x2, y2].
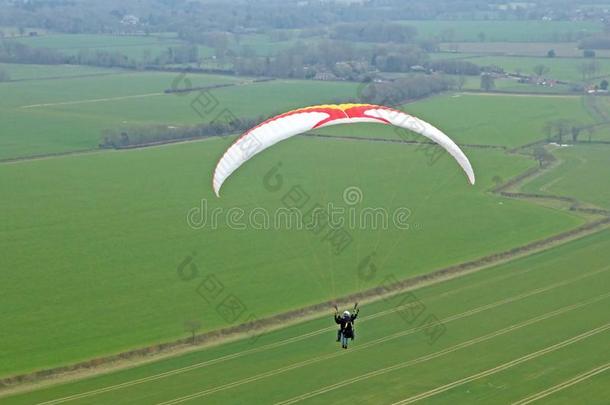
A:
[121, 15, 140, 26]
[586, 86, 608, 94]
[313, 71, 338, 81]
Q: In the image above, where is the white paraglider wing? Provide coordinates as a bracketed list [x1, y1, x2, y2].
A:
[213, 111, 329, 197]
[212, 104, 474, 197]
[365, 108, 475, 185]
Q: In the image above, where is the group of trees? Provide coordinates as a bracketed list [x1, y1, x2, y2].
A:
[331, 23, 418, 43]
[359, 75, 454, 105]
[0, 40, 66, 64]
[534, 118, 598, 167]
[543, 119, 594, 144]
[234, 40, 352, 78]
[3, 0, 608, 37]
[0, 67, 10, 82]
[578, 60, 601, 80]
[234, 40, 486, 80]
[427, 59, 481, 75]
[99, 115, 267, 148]
[480, 73, 496, 91]
[579, 36, 610, 50]
[0, 39, 199, 69]
[233, 40, 429, 79]
[372, 45, 427, 73]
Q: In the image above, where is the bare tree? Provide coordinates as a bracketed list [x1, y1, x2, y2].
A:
[533, 146, 553, 167]
[480, 73, 495, 92]
[578, 61, 600, 81]
[184, 320, 202, 344]
[456, 75, 467, 91]
[570, 124, 582, 143]
[544, 119, 570, 143]
[0, 68, 10, 82]
[533, 64, 550, 77]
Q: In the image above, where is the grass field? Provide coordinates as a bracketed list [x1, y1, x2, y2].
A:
[522, 144, 610, 210]
[468, 78, 575, 94]
[439, 42, 610, 58]
[0, 73, 361, 160]
[6, 32, 303, 62]
[9, 34, 186, 61]
[0, 27, 50, 37]
[1, 76, 601, 377]
[401, 20, 601, 43]
[314, 93, 597, 147]
[0, 71, 244, 159]
[0, 129, 586, 377]
[469, 56, 610, 82]
[0, 63, 125, 81]
[2, 23, 610, 402]
[4, 228, 609, 404]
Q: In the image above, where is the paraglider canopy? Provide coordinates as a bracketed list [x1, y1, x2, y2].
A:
[212, 103, 475, 196]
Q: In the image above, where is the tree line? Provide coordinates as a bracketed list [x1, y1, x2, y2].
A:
[0, 40, 199, 68]
[232, 40, 483, 80]
[330, 23, 418, 43]
[3, 0, 607, 35]
[99, 115, 267, 148]
[579, 36, 610, 50]
[359, 75, 455, 105]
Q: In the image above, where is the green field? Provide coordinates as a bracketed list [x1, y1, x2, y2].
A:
[0, 63, 125, 81]
[2, 16, 610, 403]
[9, 34, 186, 61]
[469, 56, 610, 82]
[4, 228, 609, 404]
[402, 20, 601, 42]
[2, 70, 605, 378]
[439, 42, 610, 58]
[0, 131, 586, 377]
[0, 71, 242, 159]
[0, 73, 362, 160]
[522, 144, 610, 210]
[7, 32, 302, 61]
[314, 93, 596, 147]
